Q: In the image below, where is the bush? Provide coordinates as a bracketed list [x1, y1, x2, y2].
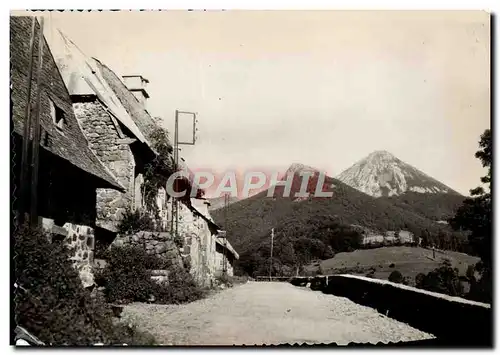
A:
[154, 267, 206, 304]
[215, 273, 234, 287]
[467, 262, 492, 303]
[14, 224, 156, 345]
[388, 270, 404, 283]
[414, 260, 464, 297]
[117, 208, 156, 235]
[98, 245, 205, 305]
[96, 246, 164, 304]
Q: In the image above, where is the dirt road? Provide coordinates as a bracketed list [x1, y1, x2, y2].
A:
[121, 281, 434, 346]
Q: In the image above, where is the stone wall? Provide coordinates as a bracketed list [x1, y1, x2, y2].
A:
[74, 100, 136, 232]
[64, 223, 96, 288]
[173, 199, 216, 288]
[41, 217, 96, 288]
[214, 249, 234, 277]
[290, 274, 492, 346]
[73, 97, 221, 287]
[111, 231, 183, 268]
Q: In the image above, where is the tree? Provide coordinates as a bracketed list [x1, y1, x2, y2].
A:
[448, 129, 491, 303]
[449, 129, 491, 265]
[419, 230, 429, 248]
[324, 245, 335, 259]
[414, 259, 464, 297]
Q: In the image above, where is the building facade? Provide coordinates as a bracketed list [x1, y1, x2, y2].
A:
[47, 25, 238, 287]
[11, 16, 125, 286]
[214, 237, 240, 277]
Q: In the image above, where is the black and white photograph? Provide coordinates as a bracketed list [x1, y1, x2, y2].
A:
[9, 8, 492, 347]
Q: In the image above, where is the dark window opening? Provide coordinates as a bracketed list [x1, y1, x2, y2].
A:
[50, 99, 66, 131]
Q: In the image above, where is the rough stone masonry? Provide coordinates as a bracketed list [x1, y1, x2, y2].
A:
[112, 231, 184, 269]
[74, 100, 136, 232]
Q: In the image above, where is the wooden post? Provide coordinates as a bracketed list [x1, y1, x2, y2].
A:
[29, 16, 44, 228]
[170, 110, 179, 235]
[269, 228, 274, 281]
[19, 16, 36, 224]
[222, 194, 228, 274]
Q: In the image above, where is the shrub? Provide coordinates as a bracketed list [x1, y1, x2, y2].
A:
[117, 208, 156, 235]
[388, 270, 404, 283]
[174, 234, 184, 249]
[98, 245, 204, 305]
[467, 262, 492, 303]
[14, 224, 156, 345]
[96, 246, 165, 304]
[215, 273, 234, 287]
[153, 266, 206, 304]
[414, 260, 464, 297]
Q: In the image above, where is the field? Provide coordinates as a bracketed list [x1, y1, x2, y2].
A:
[309, 246, 480, 285]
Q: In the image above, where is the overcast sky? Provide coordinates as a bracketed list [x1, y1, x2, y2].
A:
[30, 10, 490, 196]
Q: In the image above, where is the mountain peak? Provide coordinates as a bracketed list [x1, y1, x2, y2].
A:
[336, 151, 459, 197]
[286, 163, 320, 175]
[369, 150, 394, 157]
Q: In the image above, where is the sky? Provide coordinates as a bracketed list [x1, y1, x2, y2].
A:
[25, 10, 490, 196]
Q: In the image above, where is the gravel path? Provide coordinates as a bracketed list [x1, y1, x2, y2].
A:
[121, 281, 435, 345]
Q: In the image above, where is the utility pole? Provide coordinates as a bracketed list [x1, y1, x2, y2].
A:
[269, 228, 274, 281]
[19, 16, 36, 225]
[170, 110, 197, 240]
[222, 193, 229, 275]
[30, 16, 44, 228]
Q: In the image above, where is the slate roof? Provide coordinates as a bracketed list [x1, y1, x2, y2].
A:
[10, 16, 124, 191]
[46, 28, 153, 149]
[44, 21, 209, 221]
[96, 59, 168, 148]
[216, 237, 240, 260]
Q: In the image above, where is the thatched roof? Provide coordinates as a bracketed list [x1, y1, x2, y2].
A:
[10, 16, 124, 190]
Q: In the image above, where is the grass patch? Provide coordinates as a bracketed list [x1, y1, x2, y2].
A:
[317, 246, 479, 285]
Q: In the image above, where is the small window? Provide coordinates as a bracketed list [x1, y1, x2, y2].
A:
[50, 99, 66, 131]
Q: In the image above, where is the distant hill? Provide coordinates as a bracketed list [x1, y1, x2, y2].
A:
[207, 196, 239, 212]
[379, 192, 466, 222]
[336, 150, 461, 198]
[212, 164, 451, 255]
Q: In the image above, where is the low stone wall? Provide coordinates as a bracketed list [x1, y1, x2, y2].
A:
[289, 274, 492, 347]
[111, 231, 183, 268]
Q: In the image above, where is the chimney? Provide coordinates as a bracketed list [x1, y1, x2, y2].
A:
[122, 75, 150, 108]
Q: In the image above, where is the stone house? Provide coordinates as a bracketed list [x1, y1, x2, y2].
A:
[48, 29, 164, 234]
[10, 16, 125, 286]
[48, 27, 236, 286]
[214, 237, 240, 277]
